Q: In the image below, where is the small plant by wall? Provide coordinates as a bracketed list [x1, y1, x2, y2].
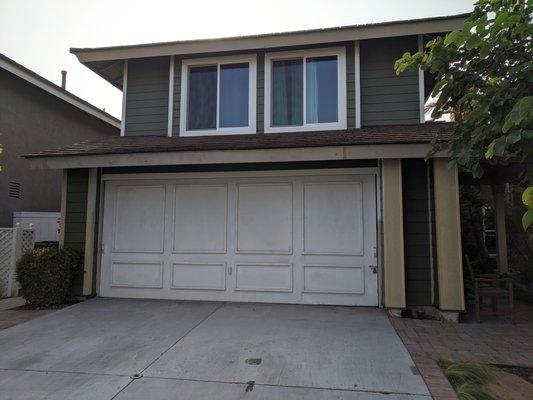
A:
[438, 359, 497, 400]
[16, 247, 82, 308]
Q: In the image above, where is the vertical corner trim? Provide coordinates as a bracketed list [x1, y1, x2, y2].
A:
[120, 60, 128, 137]
[433, 159, 465, 311]
[167, 55, 175, 137]
[354, 40, 361, 129]
[381, 159, 405, 309]
[418, 35, 425, 124]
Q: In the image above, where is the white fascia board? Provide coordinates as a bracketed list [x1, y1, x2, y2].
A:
[73, 18, 466, 63]
[0, 58, 120, 129]
[26, 143, 445, 170]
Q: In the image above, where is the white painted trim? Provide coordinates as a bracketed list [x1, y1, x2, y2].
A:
[264, 47, 347, 133]
[179, 54, 257, 136]
[73, 17, 467, 62]
[120, 60, 128, 136]
[28, 144, 447, 170]
[418, 35, 425, 124]
[354, 40, 361, 129]
[0, 58, 120, 128]
[167, 56, 175, 137]
[83, 168, 98, 296]
[102, 167, 379, 182]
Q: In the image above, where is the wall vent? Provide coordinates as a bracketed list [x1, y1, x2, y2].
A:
[8, 181, 21, 199]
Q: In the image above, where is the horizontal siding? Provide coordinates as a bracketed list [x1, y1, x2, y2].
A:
[360, 36, 419, 126]
[256, 51, 265, 133]
[402, 158, 433, 307]
[172, 57, 182, 135]
[64, 169, 87, 253]
[125, 57, 169, 136]
[346, 42, 355, 129]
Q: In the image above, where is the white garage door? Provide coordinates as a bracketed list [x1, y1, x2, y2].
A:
[100, 169, 378, 306]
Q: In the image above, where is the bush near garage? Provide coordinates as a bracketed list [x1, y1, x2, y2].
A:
[16, 247, 82, 308]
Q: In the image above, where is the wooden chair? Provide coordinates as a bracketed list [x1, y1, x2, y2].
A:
[464, 255, 514, 323]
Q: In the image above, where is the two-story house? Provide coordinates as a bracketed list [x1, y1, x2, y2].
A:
[26, 14, 467, 319]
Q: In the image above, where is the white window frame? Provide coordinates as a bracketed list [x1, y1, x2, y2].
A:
[264, 47, 347, 133]
[179, 54, 257, 136]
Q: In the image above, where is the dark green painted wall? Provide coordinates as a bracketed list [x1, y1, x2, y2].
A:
[171, 57, 182, 136]
[64, 169, 88, 296]
[402, 158, 433, 307]
[360, 36, 420, 126]
[128, 37, 421, 135]
[125, 57, 169, 136]
[256, 51, 265, 133]
[346, 42, 356, 129]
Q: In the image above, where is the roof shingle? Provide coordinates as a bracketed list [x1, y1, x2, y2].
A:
[24, 123, 446, 159]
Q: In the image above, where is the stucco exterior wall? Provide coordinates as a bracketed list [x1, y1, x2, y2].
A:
[0, 69, 118, 227]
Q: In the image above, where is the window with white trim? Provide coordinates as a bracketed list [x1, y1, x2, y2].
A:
[180, 55, 257, 136]
[265, 47, 346, 133]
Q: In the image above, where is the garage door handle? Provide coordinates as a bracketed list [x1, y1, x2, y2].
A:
[368, 265, 378, 274]
[228, 266, 233, 275]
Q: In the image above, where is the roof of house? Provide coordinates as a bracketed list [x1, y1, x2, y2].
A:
[0, 53, 121, 129]
[70, 13, 469, 89]
[24, 122, 446, 159]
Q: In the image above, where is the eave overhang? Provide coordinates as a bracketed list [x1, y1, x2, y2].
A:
[70, 13, 468, 90]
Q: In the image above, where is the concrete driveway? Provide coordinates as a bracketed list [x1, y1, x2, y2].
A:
[0, 299, 430, 399]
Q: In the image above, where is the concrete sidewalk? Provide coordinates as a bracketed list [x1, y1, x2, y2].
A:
[0, 298, 430, 399]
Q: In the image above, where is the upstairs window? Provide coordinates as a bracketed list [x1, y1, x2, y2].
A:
[265, 48, 346, 133]
[180, 55, 256, 136]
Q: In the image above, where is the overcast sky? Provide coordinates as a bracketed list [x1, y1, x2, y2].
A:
[0, 0, 474, 118]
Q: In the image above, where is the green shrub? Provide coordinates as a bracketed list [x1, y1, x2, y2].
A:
[16, 247, 82, 308]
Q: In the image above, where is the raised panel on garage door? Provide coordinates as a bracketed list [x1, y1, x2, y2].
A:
[303, 182, 363, 255]
[113, 185, 165, 253]
[236, 183, 293, 254]
[172, 184, 227, 253]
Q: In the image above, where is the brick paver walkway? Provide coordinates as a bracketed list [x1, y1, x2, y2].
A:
[391, 301, 533, 400]
[0, 297, 56, 331]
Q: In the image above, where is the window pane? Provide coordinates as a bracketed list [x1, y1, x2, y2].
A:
[271, 59, 303, 126]
[219, 63, 249, 128]
[306, 56, 338, 124]
[187, 65, 217, 130]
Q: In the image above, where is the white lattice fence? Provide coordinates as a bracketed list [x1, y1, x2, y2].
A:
[0, 227, 35, 298]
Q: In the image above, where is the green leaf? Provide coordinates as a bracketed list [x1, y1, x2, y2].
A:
[494, 11, 510, 27]
[522, 208, 533, 230]
[518, 96, 533, 120]
[523, 130, 533, 139]
[506, 130, 521, 144]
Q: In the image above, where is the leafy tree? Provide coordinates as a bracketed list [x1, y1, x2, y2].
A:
[395, 0, 533, 229]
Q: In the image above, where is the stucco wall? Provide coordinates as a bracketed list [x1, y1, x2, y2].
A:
[0, 69, 119, 227]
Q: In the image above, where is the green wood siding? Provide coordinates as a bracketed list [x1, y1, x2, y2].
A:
[402, 158, 433, 307]
[172, 57, 182, 135]
[125, 57, 169, 136]
[346, 42, 356, 129]
[360, 36, 419, 126]
[256, 50, 265, 133]
[64, 169, 88, 296]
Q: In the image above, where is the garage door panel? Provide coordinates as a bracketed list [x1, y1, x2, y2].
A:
[171, 263, 226, 291]
[303, 264, 365, 294]
[110, 261, 163, 289]
[235, 263, 293, 292]
[236, 183, 293, 254]
[113, 185, 165, 253]
[173, 185, 227, 253]
[303, 182, 363, 255]
[101, 171, 377, 306]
